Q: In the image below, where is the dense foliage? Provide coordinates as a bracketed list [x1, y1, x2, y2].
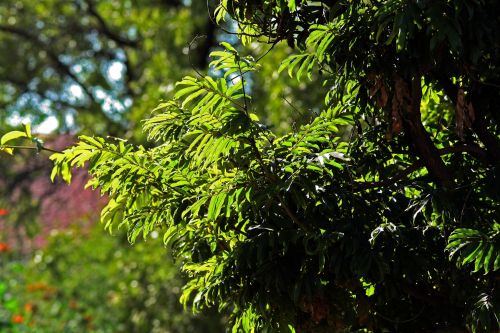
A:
[2, 0, 500, 332]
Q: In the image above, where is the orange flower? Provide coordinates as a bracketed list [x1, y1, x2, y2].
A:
[26, 282, 53, 293]
[0, 208, 8, 216]
[0, 242, 10, 253]
[24, 303, 34, 313]
[12, 314, 24, 324]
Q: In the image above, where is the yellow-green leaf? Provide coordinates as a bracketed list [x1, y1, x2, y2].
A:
[1, 131, 27, 145]
[23, 123, 32, 139]
[0, 147, 14, 155]
[249, 113, 260, 122]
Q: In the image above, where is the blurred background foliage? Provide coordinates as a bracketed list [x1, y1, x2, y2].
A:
[0, 0, 213, 136]
[0, 0, 326, 332]
[1, 225, 226, 332]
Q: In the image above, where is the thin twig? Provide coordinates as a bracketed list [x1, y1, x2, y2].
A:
[237, 56, 249, 112]
[1, 145, 61, 154]
[187, 35, 207, 79]
[84, 0, 139, 48]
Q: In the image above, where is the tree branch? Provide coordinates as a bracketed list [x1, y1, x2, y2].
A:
[84, 0, 140, 48]
[396, 75, 455, 188]
[0, 25, 95, 102]
[0, 24, 126, 132]
[469, 92, 500, 165]
[0, 145, 61, 154]
[354, 144, 489, 191]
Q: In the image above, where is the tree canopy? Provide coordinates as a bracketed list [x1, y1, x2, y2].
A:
[0, 0, 218, 134]
[1, 1, 499, 332]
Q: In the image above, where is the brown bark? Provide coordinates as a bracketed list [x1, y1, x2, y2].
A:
[394, 75, 455, 188]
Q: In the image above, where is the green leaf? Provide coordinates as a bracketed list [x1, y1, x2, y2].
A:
[1, 130, 27, 145]
[249, 113, 260, 122]
[474, 242, 487, 272]
[482, 244, 495, 274]
[23, 123, 32, 139]
[462, 242, 484, 265]
[208, 192, 227, 221]
[494, 253, 500, 271]
[220, 42, 237, 53]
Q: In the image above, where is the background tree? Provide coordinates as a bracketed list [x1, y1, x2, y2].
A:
[0, 0, 322, 137]
[0, 0, 219, 135]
